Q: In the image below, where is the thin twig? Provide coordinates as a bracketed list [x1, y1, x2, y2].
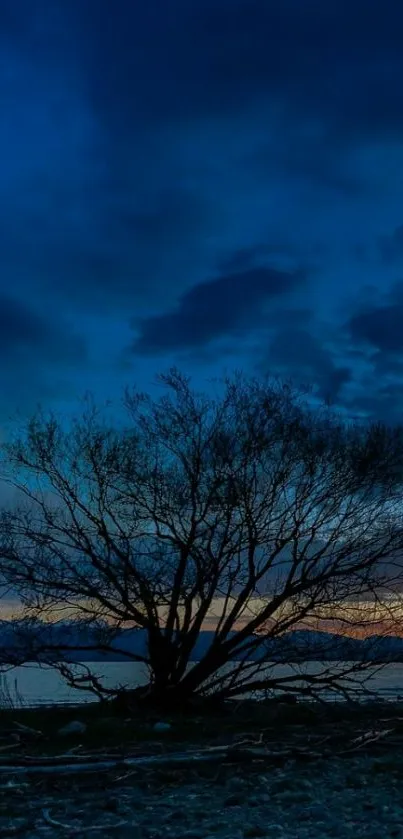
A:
[112, 768, 138, 783]
[42, 810, 73, 830]
[0, 743, 21, 753]
[65, 745, 83, 755]
[42, 810, 130, 833]
[12, 721, 43, 737]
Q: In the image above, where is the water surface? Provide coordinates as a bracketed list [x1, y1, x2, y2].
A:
[2, 660, 403, 706]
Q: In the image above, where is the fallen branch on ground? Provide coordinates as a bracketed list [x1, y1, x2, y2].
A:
[0, 723, 398, 776]
[0, 743, 21, 753]
[42, 809, 130, 833]
[12, 721, 43, 738]
[338, 728, 394, 753]
[0, 745, 326, 775]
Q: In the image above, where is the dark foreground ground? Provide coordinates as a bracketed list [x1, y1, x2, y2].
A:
[1, 700, 403, 838]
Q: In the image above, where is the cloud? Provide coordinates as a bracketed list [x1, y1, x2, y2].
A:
[252, 122, 367, 197]
[76, 0, 403, 142]
[378, 225, 403, 264]
[253, 278, 403, 422]
[344, 383, 403, 425]
[0, 295, 86, 418]
[264, 327, 352, 402]
[346, 283, 403, 356]
[0, 0, 403, 426]
[0, 295, 85, 363]
[326, 282, 403, 422]
[348, 306, 403, 355]
[14, 0, 401, 319]
[131, 265, 306, 355]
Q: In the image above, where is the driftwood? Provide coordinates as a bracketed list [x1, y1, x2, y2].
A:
[338, 727, 394, 753]
[12, 721, 43, 738]
[0, 744, 324, 775]
[0, 724, 396, 777]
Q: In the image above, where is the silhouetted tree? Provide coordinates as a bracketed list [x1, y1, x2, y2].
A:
[1, 370, 403, 708]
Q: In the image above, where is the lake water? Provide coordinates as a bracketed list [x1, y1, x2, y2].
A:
[3, 661, 403, 707]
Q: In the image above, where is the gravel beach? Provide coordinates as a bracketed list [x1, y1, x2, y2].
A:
[1, 700, 403, 838]
[2, 752, 403, 839]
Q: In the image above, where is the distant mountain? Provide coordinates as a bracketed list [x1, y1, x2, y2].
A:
[0, 620, 403, 663]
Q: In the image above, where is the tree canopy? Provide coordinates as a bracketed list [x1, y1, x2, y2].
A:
[1, 370, 403, 707]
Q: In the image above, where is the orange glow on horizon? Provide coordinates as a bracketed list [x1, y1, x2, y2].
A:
[2, 594, 403, 639]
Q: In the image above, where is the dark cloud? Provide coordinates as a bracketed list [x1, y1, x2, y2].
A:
[74, 0, 403, 142]
[264, 327, 352, 403]
[348, 306, 403, 355]
[0, 295, 85, 364]
[346, 283, 403, 356]
[0, 296, 47, 355]
[36, 185, 211, 312]
[252, 126, 366, 196]
[370, 352, 403, 377]
[344, 383, 403, 425]
[132, 266, 306, 355]
[254, 276, 403, 422]
[217, 245, 291, 275]
[0, 295, 86, 419]
[0, 0, 403, 425]
[328, 283, 403, 422]
[0, 0, 75, 67]
[21, 0, 402, 314]
[0, 0, 401, 316]
[378, 226, 403, 264]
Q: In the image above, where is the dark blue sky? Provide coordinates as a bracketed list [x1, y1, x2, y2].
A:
[2, 0, 403, 424]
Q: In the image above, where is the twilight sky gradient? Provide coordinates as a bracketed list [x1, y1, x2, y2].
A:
[2, 1, 403, 424]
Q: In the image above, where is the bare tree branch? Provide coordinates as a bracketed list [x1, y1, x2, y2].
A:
[1, 369, 403, 706]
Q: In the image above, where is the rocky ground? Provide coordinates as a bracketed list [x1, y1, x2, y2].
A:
[1, 701, 403, 838]
[2, 753, 403, 839]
